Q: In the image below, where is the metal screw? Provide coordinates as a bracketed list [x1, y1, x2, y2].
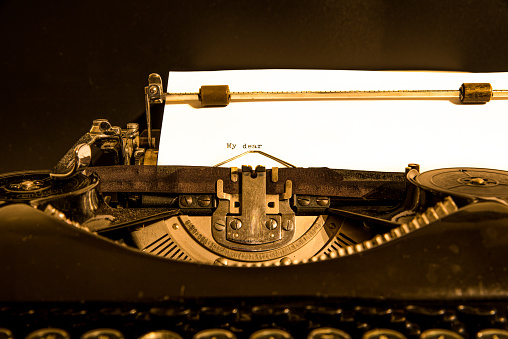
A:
[214, 258, 228, 266]
[471, 177, 486, 185]
[197, 195, 212, 207]
[172, 223, 179, 230]
[329, 222, 337, 230]
[297, 196, 311, 206]
[316, 197, 329, 206]
[180, 195, 193, 207]
[282, 219, 294, 231]
[149, 85, 158, 94]
[214, 220, 226, 232]
[265, 218, 278, 230]
[230, 219, 242, 230]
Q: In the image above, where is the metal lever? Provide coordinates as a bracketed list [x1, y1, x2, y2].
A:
[145, 73, 164, 149]
[50, 119, 121, 179]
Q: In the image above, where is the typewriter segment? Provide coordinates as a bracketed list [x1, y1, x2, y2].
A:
[2, 73, 508, 339]
[1, 116, 503, 268]
[2, 114, 508, 268]
[0, 114, 502, 267]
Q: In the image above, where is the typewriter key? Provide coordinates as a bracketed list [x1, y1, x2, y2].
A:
[362, 329, 406, 339]
[139, 330, 183, 339]
[250, 329, 293, 339]
[477, 329, 508, 339]
[80, 328, 124, 339]
[0, 328, 13, 339]
[193, 329, 236, 339]
[25, 328, 71, 339]
[307, 327, 351, 339]
[420, 329, 464, 339]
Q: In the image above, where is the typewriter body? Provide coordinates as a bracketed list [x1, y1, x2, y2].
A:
[1, 71, 508, 339]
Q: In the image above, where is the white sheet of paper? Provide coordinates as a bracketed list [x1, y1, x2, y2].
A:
[158, 70, 508, 173]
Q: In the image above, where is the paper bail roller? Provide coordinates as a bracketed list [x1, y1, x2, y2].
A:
[460, 83, 492, 104]
[199, 85, 231, 107]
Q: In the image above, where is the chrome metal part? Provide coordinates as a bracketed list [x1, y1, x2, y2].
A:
[212, 166, 296, 251]
[51, 118, 124, 179]
[130, 212, 374, 266]
[145, 73, 164, 148]
[122, 122, 139, 165]
[0, 170, 100, 223]
[157, 74, 508, 107]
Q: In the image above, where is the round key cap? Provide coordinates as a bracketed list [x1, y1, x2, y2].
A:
[250, 329, 293, 339]
[308, 327, 352, 339]
[81, 328, 124, 339]
[420, 329, 464, 339]
[362, 329, 406, 339]
[26, 328, 71, 339]
[477, 329, 508, 339]
[139, 330, 183, 339]
[193, 329, 236, 339]
[0, 328, 13, 339]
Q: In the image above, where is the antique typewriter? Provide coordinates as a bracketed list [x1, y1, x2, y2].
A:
[1, 71, 508, 339]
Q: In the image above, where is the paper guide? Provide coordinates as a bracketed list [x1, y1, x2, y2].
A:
[158, 70, 508, 173]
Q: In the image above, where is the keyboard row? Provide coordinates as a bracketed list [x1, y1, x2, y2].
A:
[1, 327, 508, 339]
[1, 304, 507, 339]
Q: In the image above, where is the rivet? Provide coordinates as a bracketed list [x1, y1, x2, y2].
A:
[149, 85, 158, 94]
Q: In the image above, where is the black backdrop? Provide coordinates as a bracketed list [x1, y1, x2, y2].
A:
[1, 0, 508, 173]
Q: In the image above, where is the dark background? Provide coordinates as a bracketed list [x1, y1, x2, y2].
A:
[1, 0, 508, 173]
